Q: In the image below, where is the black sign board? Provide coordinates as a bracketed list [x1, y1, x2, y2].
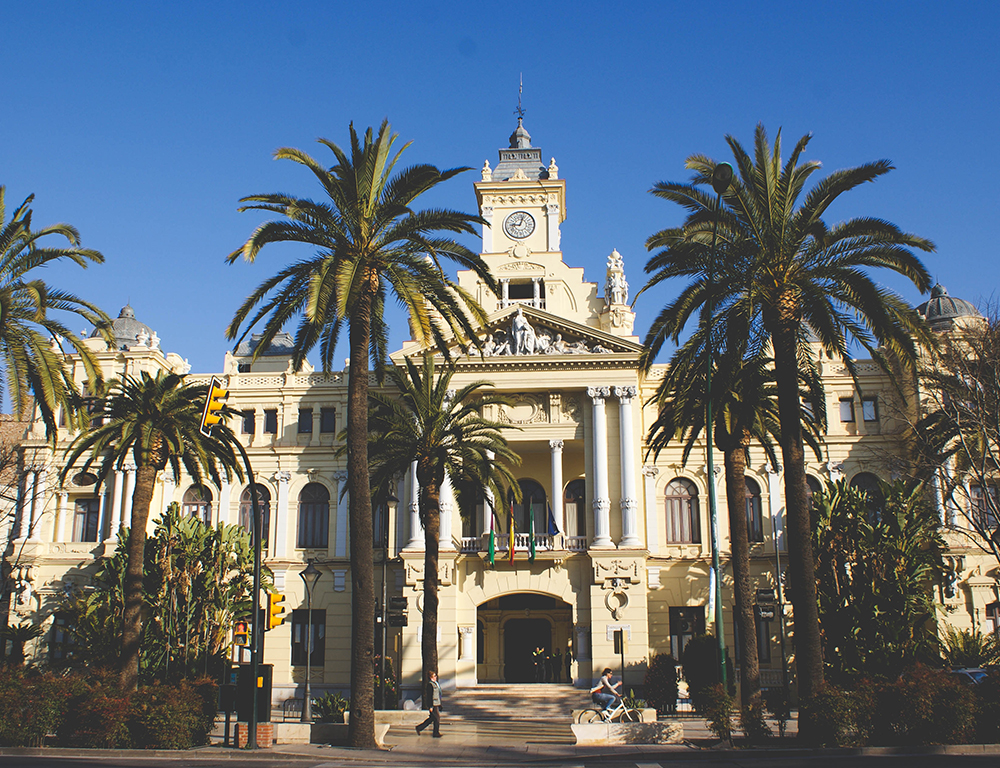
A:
[755, 588, 776, 604]
[388, 613, 408, 627]
[389, 597, 408, 610]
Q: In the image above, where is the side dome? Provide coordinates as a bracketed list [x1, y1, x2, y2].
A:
[916, 284, 982, 331]
[91, 305, 157, 350]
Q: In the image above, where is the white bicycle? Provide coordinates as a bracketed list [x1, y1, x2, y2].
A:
[576, 697, 641, 724]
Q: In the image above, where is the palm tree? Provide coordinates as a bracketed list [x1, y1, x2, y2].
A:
[226, 121, 497, 747]
[61, 371, 243, 690]
[0, 185, 110, 437]
[645, 330, 824, 735]
[368, 353, 520, 692]
[640, 124, 934, 733]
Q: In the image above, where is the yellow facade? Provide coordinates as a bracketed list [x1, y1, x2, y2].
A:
[4, 121, 998, 705]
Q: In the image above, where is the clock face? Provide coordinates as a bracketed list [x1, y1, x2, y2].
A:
[503, 211, 536, 240]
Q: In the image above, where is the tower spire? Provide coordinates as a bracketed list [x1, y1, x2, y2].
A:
[514, 73, 525, 121]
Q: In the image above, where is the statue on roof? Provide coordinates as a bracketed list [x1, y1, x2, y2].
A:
[605, 249, 629, 306]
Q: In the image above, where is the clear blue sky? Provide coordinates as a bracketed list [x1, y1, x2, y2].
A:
[3, 1, 997, 373]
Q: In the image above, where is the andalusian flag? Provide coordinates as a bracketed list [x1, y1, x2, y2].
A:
[528, 502, 536, 562]
[487, 505, 496, 567]
[508, 500, 516, 564]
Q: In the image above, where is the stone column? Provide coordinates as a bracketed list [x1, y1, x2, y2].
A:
[588, 387, 613, 548]
[549, 440, 564, 537]
[273, 470, 291, 558]
[545, 202, 561, 251]
[575, 625, 591, 661]
[120, 465, 135, 531]
[440, 471, 455, 550]
[481, 204, 494, 253]
[333, 470, 349, 558]
[27, 468, 46, 541]
[616, 386, 642, 547]
[642, 465, 660, 555]
[532, 277, 541, 308]
[766, 466, 784, 551]
[219, 478, 232, 526]
[310, 409, 321, 446]
[56, 491, 69, 543]
[406, 460, 424, 549]
[500, 278, 510, 308]
[458, 625, 475, 661]
[109, 470, 125, 539]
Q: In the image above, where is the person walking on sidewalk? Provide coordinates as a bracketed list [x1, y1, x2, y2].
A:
[416, 671, 442, 737]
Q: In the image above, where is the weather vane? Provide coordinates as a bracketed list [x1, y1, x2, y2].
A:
[514, 73, 525, 120]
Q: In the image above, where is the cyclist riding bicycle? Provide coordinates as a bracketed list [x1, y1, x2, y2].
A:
[590, 667, 622, 716]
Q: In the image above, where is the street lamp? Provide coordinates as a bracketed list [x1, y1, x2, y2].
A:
[706, 161, 734, 692]
[299, 559, 322, 723]
[379, 492, 399, 710]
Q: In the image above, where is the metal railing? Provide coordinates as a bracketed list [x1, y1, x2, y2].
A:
[457, 533, 589, 554]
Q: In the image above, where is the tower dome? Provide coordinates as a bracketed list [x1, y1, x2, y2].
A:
[916, 284, 982, 331]
[92, 305, 158, 350]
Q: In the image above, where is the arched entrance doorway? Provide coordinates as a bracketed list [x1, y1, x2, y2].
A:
[477, 593, 573, 683]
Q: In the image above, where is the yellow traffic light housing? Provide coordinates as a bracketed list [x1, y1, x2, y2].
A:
[234, 620, 250, 646]
[267, 592, 286, 630]
[200, 376, 229, 437]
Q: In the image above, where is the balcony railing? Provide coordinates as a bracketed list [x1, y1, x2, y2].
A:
[459, 533, 589, 554]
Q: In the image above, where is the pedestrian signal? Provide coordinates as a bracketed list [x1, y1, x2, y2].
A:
[233, 620, 250, 646]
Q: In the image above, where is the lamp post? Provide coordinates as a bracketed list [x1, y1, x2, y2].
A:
[706, 161, 734, 692]
[299, 559, 322, 723]
[379, 493, 399, 710]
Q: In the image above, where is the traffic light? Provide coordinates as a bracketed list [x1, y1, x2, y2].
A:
[233, 620, 249, 646]
[267, 592, 286, 630]
[200, 376, 229, 437]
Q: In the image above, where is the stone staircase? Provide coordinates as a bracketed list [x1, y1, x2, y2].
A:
[443, 683, 584, 722]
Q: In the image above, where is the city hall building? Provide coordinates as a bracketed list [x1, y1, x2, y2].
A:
[5, 121, 996, 704]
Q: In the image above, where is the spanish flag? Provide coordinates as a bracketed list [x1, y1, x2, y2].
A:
[508, 500, 516, 564]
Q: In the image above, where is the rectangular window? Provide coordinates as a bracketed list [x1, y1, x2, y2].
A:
[298, 408, 313, 433]
[746, 496, 764, 543]
[291, 609, 325, 667]
[50, 613, 76, 661]
[263, 409, 278, 434]
[241, 409, 255, 435]
[320, 408, 336, 433]
[970, 485, 1000, 532]
[73, 498, 101, 542]
[862, 397, 879, 422]
[839, 398, 855, 422]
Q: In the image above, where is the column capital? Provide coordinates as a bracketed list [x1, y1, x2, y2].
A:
[642, 465, 660, 478]
[332, 470, 348, 483]
[549, 439, 564, 452]
[57, 490, 69, 500]
[273, 470, 292, 484]
[122, 462, 137, 473]
[587, 386, 610, 404]
[614, 385, 637, 403]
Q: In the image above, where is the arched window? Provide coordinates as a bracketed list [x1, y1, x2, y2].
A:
[509, 479, 547, 535]
[665, 478, 700, 544]
[564, 479, 586, 538]
[297, 483, 330, 549]
[239, 484, 271, 545]
[745, 478, 764, 543]
[806, 475, 822, 508]
[850, 472, 883, 522]
[183, 485, 213, 524]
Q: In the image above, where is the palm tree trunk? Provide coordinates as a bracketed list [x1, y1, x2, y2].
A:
[121, 463, 158, 690]
[722, 438, 761, 718]
[419, 478, 441, 690]
[346, 302, 377, 749]
[771, 322, 824, 739]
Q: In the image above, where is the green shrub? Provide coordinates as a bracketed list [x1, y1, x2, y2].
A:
[868, 664, 975, 746]
[762, 687, 790, 737]
[698, 684, 734, 742]
[740, 700, 771, 744]
[681, 634, 720, 710]
[643, 654, 679, 713]
[974, 667, 1000, 743]
[59, 688, 134, 748]
[800, 684, 854, 747]
[0, 668, 87, 747]
[313, 692, 349, 723]
[181, 677, 219, 744]
[129, 681, 206, 749]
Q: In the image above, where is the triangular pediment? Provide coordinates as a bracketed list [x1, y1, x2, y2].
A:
[393, 303, 642, 367]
